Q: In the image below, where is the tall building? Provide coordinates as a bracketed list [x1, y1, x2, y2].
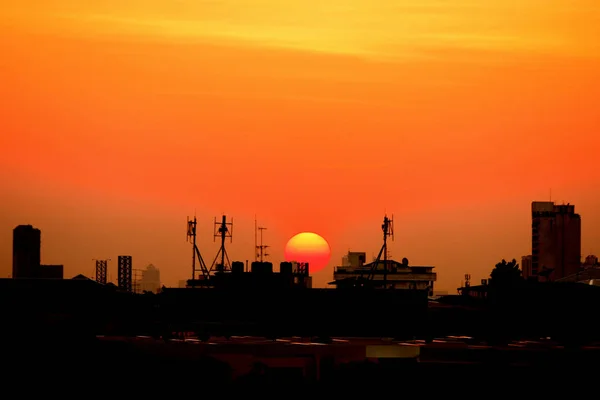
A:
[12, 225, 64, 279]
[12, 225, 41, 278]
[140, 264, 161, 293]
[531, 201, 581, 281]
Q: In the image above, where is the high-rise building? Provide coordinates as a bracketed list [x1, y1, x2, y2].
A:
[12, 225, 41, 278]
[531, 201, 581, 281]
[12, 225, 64, 279]
[140, 264, 161, 293]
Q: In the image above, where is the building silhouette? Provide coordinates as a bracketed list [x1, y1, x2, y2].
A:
[12, 225, 63, 279]
[12, 225, 41, 278]
[341, 252, 367, 268]
[583, 255, 599, 267]
[333, 251, 436, 294]
[531, 201, 581, 281]
[140, 264, 161, 293]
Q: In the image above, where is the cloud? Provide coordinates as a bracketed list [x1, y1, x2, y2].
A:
[4, 0, 599, 61]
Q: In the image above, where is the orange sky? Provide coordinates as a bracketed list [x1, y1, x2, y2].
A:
[1, 1, 600, 291]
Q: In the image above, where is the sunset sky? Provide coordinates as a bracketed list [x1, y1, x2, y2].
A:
[2, 1, 599, 291]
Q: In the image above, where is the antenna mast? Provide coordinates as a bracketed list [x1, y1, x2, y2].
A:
[365, 214, 394, 288]
[187, 215, 210, 283]
[211, 215, 233, 273]
[255, 219, 269, 262]
[258, 226, 269, 262]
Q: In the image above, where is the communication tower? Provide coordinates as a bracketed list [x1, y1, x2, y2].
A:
[465, 273, 471, 287]
[255, 218, 269, 262]
[187, 215, 210, 282]
[117, 255, 133, 293]
[364, 214, 395, 288]
[210, 215, 233, 273]
[93, 258, 110, 285]
[133, 268, 143, 293]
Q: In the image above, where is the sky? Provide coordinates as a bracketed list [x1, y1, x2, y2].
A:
[1, 0, 600, 291]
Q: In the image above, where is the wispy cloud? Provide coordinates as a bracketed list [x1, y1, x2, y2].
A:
[4, 0, 599, 61]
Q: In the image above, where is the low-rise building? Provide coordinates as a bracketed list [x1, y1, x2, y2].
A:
[331, 252, 436, 295]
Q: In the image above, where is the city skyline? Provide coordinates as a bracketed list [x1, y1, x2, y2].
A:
[3, 199, 597, 291]
[2, 1, 599, 291]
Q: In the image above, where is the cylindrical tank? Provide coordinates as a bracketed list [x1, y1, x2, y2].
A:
[280, 262, 293, 275]
[251, 261, 262, 273]
[264, 262, 273, 273]
[232, 261, 244, 274]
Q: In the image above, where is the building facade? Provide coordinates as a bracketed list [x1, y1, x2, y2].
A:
[332, 252, 436, 295]
[531, 202, 581, 281]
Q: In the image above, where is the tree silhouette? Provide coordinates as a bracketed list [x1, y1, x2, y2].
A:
[489, 259, 523, 288]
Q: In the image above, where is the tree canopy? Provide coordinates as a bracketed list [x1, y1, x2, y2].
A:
[489, 259, 523, 288]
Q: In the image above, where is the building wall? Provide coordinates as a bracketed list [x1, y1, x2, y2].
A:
[345, 252, 366, 268]
[521, 255, 532, 280]
[39, 265, 64, 279]
[12, 225, 41, 278]
[555, 207, 581, 279]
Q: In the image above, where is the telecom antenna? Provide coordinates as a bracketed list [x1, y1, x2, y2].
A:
[187, 215, 210, 283]
[210, 215, 233, 273]
[363, 214, 395, 288]
[256, 223, 269, 262]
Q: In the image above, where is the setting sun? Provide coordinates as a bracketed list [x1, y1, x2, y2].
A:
[284, 232, 331, 274]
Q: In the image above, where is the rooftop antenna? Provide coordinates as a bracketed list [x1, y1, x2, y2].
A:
[187, 214, 210, 283]
[210, 215, 233, 273]
[256, 224, 269, 262]
[364, 214, 394, 288]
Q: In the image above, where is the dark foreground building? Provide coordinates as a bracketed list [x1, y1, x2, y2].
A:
[12, 224, 63, 279]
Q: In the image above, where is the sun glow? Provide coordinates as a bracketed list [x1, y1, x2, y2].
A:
[284, 232, 331, 274]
